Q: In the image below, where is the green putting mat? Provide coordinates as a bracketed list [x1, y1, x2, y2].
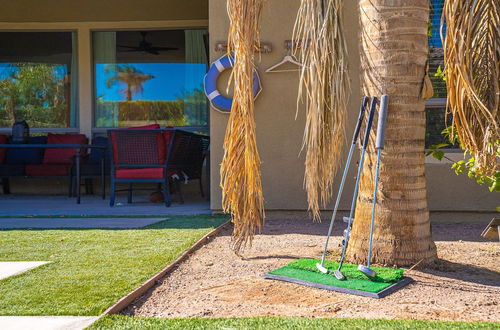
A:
[264, 258, 411, 298]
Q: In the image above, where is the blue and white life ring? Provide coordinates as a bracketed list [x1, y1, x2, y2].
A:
[204, 55, 262, 113]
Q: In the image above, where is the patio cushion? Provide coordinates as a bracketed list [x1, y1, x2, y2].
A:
[115, 167, 164, 179]
[25, 164, 70, 176]
[128, 124, 161, 129]
[6, 136, 47, 165]
[0, 135, 7, 164]
[43, 134, 88, 164]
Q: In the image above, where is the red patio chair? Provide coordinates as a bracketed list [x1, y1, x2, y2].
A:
[108, 128, 174, 207]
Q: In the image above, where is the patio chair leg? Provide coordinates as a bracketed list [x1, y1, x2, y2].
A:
[2, 178, 11, 194]
[163, 181, 171, 207]
[110, 181, 115, 207]
[175, 180, 184, 204]
[127, 183, 132, 204]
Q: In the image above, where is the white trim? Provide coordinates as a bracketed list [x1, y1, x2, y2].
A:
[207, 90, 220, 101]
[214, 60, 225, 73]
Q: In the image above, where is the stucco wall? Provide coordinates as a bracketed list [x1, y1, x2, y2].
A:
[0, 0, 208, 22]
[209, 0, 498, 213]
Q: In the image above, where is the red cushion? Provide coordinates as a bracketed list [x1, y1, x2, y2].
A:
[0, 134, 7, 164]
[25, 164, 70, 176]
[128, 124, 160, 129]
[43, 134, 88, 164]
[115, 168, 164, 179]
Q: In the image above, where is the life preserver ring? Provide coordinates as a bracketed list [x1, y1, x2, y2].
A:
[204, 55, 262, 113]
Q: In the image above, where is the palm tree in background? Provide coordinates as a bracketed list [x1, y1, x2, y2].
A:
[105, 64, 154, 101]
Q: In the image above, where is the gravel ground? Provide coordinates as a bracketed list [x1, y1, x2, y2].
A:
[125, 219, 500, 322]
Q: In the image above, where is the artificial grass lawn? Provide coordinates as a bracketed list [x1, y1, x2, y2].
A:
[0, 215, 227, 316]
[268, 258, 405, 293]
[91, 315, 499, 329]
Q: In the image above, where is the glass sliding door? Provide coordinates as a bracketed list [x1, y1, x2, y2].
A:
[0, 31, 78, 128]
[93, 29, 209, 132]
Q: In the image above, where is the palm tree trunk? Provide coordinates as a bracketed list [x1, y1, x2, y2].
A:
[125, 86, 132, 101]
[347, 0, 437, 266]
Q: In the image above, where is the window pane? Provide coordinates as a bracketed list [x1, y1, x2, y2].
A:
[426, 0, 453, 148]
[426, 107, 452, 147]
[0, 32, 78, 128]
[93, 29, 209, 129]
[428, 0, 447, 98]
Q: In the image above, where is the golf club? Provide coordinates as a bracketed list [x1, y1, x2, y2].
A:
[316, 96, 369, 275]
[358, 94, 389, 278]
[334, 96, 377, 280]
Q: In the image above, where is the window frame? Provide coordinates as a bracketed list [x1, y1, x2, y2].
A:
[0, 29, 79, 133]
[90, 26, 209, 132]
[0, 19, 209, 137]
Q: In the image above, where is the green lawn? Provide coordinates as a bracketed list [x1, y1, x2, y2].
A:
[0, 215, 227, 316]
[91, 316, 499, 330]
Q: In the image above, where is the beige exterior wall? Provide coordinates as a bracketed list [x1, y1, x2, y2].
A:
[0, 0, 208, 22]
[0, 0, 496, 212]
[208, 0, 498, 213]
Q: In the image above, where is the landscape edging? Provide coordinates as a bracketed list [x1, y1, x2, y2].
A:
[100, 219, 231, 316]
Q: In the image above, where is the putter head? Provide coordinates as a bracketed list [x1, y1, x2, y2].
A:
[316, 263, 329, 274]
[333, 269, 346, 280]
[358, 264, 376, 278]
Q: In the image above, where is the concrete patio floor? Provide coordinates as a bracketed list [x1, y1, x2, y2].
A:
[0, 194, 210, 217]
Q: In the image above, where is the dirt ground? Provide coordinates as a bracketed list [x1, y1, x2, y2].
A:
[125, 219, 500, 322]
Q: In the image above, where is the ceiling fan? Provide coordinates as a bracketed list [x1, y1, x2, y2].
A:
[117, 31, 178, 55]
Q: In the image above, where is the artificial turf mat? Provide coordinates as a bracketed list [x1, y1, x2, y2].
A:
[287, 258, 404, 283]
[265, 258, 407, 295]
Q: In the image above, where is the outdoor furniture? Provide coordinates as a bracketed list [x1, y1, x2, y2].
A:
[165, 129, 201, 204]
[0, 136, 47, 194]
[108, 128, 175, 207]
[69, 136, 109, 199]
[182, 133, 210, 198]
[0, 135, 105, 204]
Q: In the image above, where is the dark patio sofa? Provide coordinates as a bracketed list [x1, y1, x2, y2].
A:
[0, 133, 93, 195]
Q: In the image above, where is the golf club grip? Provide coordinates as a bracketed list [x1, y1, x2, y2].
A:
[363, 97, 377, 148]
[376, 94, 389, 149]
[351, 96, 369, 145]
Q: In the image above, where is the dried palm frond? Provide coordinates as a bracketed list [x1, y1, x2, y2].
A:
[293, 0, 350, 220]
[442, 0, 500, 175]
[221, 0, 265, 254]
